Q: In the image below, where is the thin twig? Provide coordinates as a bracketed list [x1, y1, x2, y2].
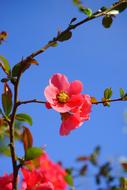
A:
[17, 97, 126, 107]
[17, 99, 45, 106]
[92, 97, 124, 105]
[17, 0, 127, 64]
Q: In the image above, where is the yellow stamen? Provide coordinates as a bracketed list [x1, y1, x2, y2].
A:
[57, 91, 69, 103]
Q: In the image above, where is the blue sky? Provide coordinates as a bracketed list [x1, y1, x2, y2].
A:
[0, 0, 127, 189]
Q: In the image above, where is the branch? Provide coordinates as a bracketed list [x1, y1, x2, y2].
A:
[9, 75, 21, 190]
[92, 97, 125, 105]
[17, 99, 45, 106]
[17, 0, 127, 65]
[17, 97, 127, 107]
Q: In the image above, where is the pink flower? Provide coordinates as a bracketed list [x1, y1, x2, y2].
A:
[0, 173, 13, 190]
[44, 73, 84, 113]
[21, 152, 67, 190]
[60, 95, 91, 136]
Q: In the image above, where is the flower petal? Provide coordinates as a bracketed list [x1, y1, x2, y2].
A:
[44, 85, 58, 104]
[60, 114, 81, 136]
[80, 95, 91, 120]
[69, 80, 83, 95]
[49, 73, 70, 91]
[51, 103, 71, 113]
[36, 182, 54, 190]
[67, 94, 84, 109]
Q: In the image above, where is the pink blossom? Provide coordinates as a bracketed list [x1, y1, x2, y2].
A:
[21, 168, 54, 190]
[60, 95, 91, 135]
[0, 173, 13, 190]
[21, 152, 67, 190]
[44, 73, 84, 113]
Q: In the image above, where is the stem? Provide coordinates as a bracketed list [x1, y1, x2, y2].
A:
[92, 97, 124, 105]
[17, 99, 45, 106]
[17, 97, 126, 107]
[9, 76, 20, 190]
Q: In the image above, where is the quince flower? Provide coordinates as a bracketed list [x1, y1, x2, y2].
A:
[44, 73, 84, 113]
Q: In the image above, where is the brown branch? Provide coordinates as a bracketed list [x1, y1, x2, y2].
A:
[16, 97, 127, 107]
[9, 75, 21, 190]
[17, 0, 127, 64]
[92, 97, 124, 105]
[17, 99, 46, 106]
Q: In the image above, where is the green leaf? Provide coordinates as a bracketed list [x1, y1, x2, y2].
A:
[58, 31, 72, 42]
[102, 16, 113, 28]
[120, 88, 125, 98]
[12, 59, 38, 77]
[2, 83, 12, 116]
[104, 88, 112, 99]
[0, 55, 11, 75]
[25, 147, 43, 161]
[15, 113, 32, 126]
[81, 8, 92, 17]
[2, 94, 12, 116]
[12, 63, 22, 77]
[64, 174, 74, 187]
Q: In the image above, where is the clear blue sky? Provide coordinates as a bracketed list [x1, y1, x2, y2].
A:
[0, 0, 127, 189]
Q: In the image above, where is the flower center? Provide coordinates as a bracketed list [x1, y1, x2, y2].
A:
[57, 91, 69, 103]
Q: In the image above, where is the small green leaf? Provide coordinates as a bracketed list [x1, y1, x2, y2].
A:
[2, 83, 12, 116]
[2, 94, 12, 116]
[120, 88, 125, 98]
[102, 15, 113, 28]
[12, 63, 22, 77]
[81, 8, 92, 17]
[15, 113, 32, 126]
[64, 174, 74, 187]
[12, 58, 38, 77]
[104, 88, 112, 99]
[25, 147, 43, 161]
[102, 97, 110, 107]
[0, 55, 11, 75]
[58, 31, 72, 42]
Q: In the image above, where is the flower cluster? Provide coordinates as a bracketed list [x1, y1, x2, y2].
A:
[21, 152, 67, 190]
[0, 152, 67, 190]
[44, 73, 91, 135]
